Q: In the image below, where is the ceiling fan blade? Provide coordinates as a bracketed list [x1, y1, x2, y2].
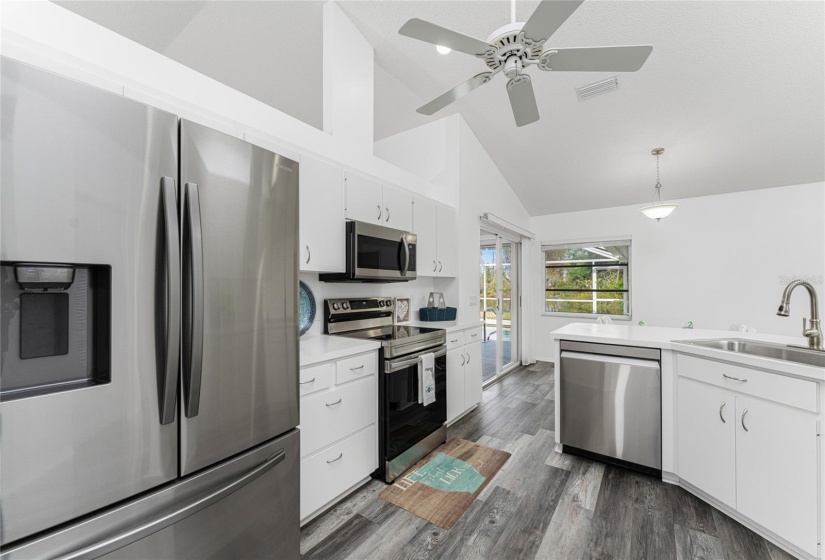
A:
[417, 73, 495, 115]
[538, 45, 654, 72]
[399, 18, 492, 57]
[521, 0, 584, 43]
[507, 75, 540, 127]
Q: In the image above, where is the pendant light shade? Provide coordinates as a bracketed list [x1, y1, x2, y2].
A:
[640, 148, 678, 221]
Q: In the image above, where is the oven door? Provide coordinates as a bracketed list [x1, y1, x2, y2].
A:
[381, 345, 447, 481]
[349, 221, 417, 281]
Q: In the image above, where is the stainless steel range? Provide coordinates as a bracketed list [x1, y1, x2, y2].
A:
[325, 298, 447, 482]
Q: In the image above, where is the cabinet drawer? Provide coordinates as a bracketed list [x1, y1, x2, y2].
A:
[464, 326, 482, 345]
[447, 331, 465, 350]
[336, 352, 377, 385]
[300, 425, 377, 521]
[299, 362, 333, 396]
[300, 376, 376, 457]
[676, 354, 818, 412]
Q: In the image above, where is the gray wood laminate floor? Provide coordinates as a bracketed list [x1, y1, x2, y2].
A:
[300, 362, 798, 560]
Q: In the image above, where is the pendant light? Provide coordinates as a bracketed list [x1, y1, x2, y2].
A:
[640, 147, 678, 221]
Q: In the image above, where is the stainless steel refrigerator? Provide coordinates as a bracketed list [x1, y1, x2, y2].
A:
[0, 57, 300, 558]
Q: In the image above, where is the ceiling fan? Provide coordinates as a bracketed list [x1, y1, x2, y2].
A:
[398, 0, 653, 127]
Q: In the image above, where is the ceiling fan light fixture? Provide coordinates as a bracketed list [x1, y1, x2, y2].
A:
[640, 148, 678, 222]
[436, 45, 451, 55]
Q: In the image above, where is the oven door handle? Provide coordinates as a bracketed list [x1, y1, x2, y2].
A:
[385, 345, 447, 373]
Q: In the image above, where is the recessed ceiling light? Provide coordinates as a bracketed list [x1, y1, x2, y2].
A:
[436, 45, 451, 55]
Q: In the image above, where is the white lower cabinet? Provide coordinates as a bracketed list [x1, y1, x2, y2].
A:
[734, 396, 819, 558]
[299, 351, 378, 523]
[446, 326, 483, 424]
[677, 378, 736, 508]
[676, 354, 820, 558]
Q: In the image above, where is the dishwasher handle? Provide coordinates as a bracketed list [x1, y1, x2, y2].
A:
[560, 350, 661, 371]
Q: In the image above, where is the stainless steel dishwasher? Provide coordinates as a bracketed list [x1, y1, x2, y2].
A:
[559, 340, 662, 475]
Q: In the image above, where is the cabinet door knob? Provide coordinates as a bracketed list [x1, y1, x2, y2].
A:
[326, 453, 343, 464]
[377, 205, 382, 220]
[719, 401, 726, 423]
[438, 261, 443, 272]
[461, 353, 465, 366]
[433, 260, 437, 272]
[465, 352, 470, 363]
[741, 408, 749, 432]
[300, 378, 316, 385]
[306, 245, 311, 264]
[385, 207, 390, 222]
[326, 398, 342, 407]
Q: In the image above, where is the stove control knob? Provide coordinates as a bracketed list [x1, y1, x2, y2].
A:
[386, 299, 393, 306]
[342, 302, 350, 310]
[378, 301, 385, 307]
[332, 302, 341, 311]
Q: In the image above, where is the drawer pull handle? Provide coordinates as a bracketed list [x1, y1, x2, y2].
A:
[326, 453, 343, 464]
[450, 339, 459, 343]
[719, 401, 726, 423]
[350, 365, 364, 371]
[741, 408, 749, 432]
[300, 378, 316, 385]
[326, 398, 342, 407]
[722, 373, 748, 383]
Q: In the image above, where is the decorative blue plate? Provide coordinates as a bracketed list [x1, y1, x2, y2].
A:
[299, 281, 315, 337]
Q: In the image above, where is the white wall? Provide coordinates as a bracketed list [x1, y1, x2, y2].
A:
[531, 182, 825, 361]
[0, 1, 448, 205]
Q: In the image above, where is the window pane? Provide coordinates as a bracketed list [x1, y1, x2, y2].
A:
[542, 239, 631, 316]
[594, 268, 625, 290]
[597, 301, 626, 315]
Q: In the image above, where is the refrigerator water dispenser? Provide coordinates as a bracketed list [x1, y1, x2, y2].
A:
[0, 262, 111, 400]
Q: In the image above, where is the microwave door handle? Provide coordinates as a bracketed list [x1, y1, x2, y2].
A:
[159, 177, 181, 425]
[184, 182, 205, 418]
[401, 236, 410, 277]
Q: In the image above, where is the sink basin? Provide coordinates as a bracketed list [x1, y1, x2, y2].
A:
[673, 338, 825, 368]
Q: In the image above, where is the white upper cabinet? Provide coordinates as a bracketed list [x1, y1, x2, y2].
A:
[345, 173, 413, 231]
[382, 185, 413, 232]
[413, 197, 438, 276]
[344, 172, 383, 225]
[436, 206, 457, 277]
[300, 156, 345, 273]
[414, 199, 457, 278]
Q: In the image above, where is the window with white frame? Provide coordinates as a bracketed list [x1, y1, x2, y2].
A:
[543, 240, 631, 317]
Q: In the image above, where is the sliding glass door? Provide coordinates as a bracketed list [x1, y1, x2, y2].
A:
[480, 230, 519, 385]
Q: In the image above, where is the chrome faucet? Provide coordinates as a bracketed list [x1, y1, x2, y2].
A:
[777, 280, 823, 351]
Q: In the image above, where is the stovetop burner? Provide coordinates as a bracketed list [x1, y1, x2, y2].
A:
[324, 297, 446, 358]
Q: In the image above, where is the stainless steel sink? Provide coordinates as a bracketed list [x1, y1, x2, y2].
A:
[673, 338, 825, 368]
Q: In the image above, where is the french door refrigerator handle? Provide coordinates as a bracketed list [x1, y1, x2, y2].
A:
[184, 182, 205, 418]
[159, 177, 181, 425]
[54, 449, 286, 560]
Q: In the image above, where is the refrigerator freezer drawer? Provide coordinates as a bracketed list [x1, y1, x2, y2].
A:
[1, 430, 300, 560]
[560, 349, 662, 470]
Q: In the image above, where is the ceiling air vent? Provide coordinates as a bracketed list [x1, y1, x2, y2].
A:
[576, 76, 619, 101]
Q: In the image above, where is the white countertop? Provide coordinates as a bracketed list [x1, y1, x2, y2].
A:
[552, 323, 824, 381]
[405, 319, 482, 332]
[300, 334, 380, 367]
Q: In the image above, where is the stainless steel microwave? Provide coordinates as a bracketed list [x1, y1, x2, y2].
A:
[320, 221, 417, 282]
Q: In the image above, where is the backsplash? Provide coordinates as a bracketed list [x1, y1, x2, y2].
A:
[299, 273, 439, 337]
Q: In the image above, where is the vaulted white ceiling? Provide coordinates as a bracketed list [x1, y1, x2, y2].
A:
[55, 1, 824, 216]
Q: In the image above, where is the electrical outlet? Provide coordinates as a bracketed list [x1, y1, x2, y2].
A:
[469, 296, 478, 307]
